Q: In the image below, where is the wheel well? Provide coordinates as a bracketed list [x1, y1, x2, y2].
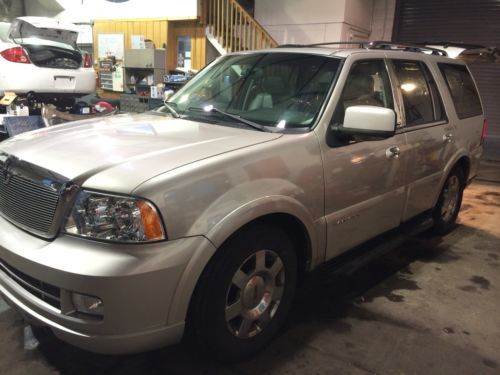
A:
[456, 156, 470, 184]
[185, 213, 313, 336]
[225, 213, 312, 281]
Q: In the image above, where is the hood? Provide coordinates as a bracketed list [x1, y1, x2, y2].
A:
[9, 17, 79, 48]
[0, 114, 282, 194]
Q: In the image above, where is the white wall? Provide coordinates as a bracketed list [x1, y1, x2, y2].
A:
[369, 0, 396, 41]
[51, 0, 198, 23]
[254, 0, 374, 45]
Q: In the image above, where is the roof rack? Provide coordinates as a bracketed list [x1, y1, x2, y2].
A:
[278, 40, 448, 56]
[278, 41, 367, 48]
[416, 41, 486, 50]
[368, 41, 448, 56]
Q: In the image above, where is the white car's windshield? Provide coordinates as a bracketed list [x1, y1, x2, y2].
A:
[158, 53, 341, 129]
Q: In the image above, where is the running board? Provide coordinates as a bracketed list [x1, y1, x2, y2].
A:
[315, 215, 434, 282]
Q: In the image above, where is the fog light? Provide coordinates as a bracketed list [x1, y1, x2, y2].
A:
[71, 293, 104, 316]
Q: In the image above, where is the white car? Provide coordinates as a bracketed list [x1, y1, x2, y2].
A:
[0, 17, 95, 104]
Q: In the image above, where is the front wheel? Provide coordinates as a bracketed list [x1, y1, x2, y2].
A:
[432, 166, 465, 234]
[189, 224, 297, 362]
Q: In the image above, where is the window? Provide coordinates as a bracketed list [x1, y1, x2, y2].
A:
[332, 59, 394, 125]
[392, 60, 444, 126]
[439, 63, 482, 119]
[165, 53, 341, 129]
[177, 36, 191, 69]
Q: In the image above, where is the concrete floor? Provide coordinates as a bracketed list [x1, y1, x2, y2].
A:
[1, 165, 500, 374]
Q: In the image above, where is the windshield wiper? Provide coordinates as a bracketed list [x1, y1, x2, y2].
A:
[188, 105, 270, 132]
[163, 102, 180, 118]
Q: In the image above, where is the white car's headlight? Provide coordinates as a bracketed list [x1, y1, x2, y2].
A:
[64, 191, 165, 243]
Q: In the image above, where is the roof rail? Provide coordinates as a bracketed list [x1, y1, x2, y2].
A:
[278, 41, 367, 48]
[415, 41, 486, 50]
[278, 40, 448, 56]
[368, 41, 448, 56]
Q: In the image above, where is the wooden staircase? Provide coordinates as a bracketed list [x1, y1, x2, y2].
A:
[202, 0, 278, 53]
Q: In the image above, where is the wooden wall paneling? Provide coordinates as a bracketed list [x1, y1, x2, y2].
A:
[94, 19, 169, 66]
[166, 20, 207, 72]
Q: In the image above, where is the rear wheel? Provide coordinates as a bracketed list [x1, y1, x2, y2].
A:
[432, 166, 465, 234]
[189, 224, 297, 362]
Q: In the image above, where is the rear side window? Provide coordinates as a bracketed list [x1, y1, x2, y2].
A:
[438, 63, 483, 119]
[392, 60, 445, 126]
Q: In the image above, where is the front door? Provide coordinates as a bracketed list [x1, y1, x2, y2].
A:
[319, 58, 408, 260]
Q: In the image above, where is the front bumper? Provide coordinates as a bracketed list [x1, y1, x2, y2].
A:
[0, 214, 215, 354]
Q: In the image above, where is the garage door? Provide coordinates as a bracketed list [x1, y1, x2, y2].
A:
[393, 0, 500, 160]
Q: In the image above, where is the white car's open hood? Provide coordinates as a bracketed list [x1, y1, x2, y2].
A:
[8, 17, 79, 47]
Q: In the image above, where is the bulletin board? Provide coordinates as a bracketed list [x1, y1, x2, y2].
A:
[97, 33, 125, 60]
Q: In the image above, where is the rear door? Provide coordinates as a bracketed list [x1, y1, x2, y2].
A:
[438, 63, 484, 180]
[388, 58, 452, 220]
[320, 57, 408, 259]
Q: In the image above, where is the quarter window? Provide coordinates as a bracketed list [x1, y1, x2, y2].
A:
[438, 63, 482, 119]
[392, 60, 444, 126]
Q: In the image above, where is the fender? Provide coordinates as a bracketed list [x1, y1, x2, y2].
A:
[431, 147, 470, 207]
[166, 195, 326, 325]
[207, 194, 321, 254]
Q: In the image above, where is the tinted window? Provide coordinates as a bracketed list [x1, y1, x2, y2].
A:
[393, 60, 437, 126]
[439, 63, 482, 119]
[332, 59, 394, 125]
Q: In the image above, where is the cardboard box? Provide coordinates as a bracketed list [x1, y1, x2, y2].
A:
[0, 91, 17, 106]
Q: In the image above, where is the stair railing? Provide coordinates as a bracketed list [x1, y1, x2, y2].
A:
[205, 0, 278, 52]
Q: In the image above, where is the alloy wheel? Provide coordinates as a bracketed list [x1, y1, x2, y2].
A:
[225, 249, 285, 339]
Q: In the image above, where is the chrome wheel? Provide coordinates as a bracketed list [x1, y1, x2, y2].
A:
[441, 174, 460, 222]
[225, 249, 285, 339]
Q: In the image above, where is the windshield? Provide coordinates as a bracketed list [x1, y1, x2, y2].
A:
[159, 53, 341, 129]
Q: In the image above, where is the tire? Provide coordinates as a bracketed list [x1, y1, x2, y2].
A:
[432, 166, 465, 234]
[189, 224, 297, 362]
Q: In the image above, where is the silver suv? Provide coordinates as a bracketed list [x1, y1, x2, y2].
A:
[0, 42, 486, 361]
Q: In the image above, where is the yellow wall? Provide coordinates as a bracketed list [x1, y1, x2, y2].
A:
[93, 19, 207, 72]
[167, 20, 207, 72]
[93, 19, 169, 54]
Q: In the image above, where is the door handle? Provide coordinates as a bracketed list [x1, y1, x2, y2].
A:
[443, 133, 454, 143]
[386, 146, 400, 159]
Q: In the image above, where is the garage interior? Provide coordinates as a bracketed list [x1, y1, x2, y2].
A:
[0, 0, 500, 373]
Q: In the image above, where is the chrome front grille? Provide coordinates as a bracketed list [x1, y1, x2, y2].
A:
[0, 155, 62, 236]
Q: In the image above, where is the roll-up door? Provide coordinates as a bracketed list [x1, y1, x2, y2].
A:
[393, 0, 500, 160]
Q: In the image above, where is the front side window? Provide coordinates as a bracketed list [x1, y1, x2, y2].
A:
[332, 59, 394, 125]
[161, 53, 341, 129]
[392, 60, 441, 126]
[439, 63, 482, 119]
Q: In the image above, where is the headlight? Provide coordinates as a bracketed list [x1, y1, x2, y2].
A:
[64, 191, 165, 243]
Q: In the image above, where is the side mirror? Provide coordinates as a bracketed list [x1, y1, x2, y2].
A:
[163, 89, 175, 103]
[331, 106, 396, 143]
[342, 105, 396, 138]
